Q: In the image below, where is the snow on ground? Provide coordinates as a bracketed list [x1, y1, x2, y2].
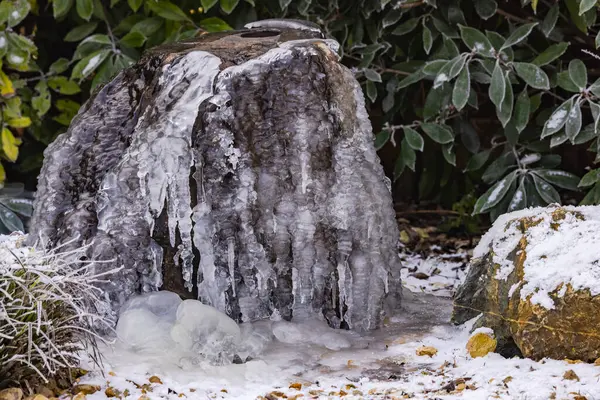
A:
[79, 290, 600, 400]
[2, 233, 599, 399]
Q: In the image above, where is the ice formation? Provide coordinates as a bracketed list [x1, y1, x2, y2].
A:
[28, 22, 401, 331]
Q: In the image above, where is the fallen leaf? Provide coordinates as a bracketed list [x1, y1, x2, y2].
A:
[563, 370, 580, 381]
[73, 385, 101, 395]
[466, 332, 497, 358]
[149, 376, 163, 384]
[105, 387, 121, 398]
[565, 359, 584, 364]
[416, 346, 438, 357]
[289, 383, 302, 390]
[108, 371, 117, 376]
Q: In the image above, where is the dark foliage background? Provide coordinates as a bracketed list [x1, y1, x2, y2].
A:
[2, 0, 600, 233]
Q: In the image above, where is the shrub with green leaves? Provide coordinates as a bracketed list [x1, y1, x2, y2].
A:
[3, 0, 600, 223]
[0, 234, 111, 390]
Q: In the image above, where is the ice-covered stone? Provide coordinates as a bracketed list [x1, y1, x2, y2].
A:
[171, 299, 242, 365]
[28, 22, 401, 331]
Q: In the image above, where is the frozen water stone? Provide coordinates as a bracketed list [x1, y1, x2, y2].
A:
[119, 290, 182, 323]
[170, 299, 242, 365]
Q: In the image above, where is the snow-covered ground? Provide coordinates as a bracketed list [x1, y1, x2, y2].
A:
[73, 250, 600, 400]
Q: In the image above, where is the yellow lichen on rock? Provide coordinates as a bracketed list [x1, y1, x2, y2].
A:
[467, 332, 497, 358]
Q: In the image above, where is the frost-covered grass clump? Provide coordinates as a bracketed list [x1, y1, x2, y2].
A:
[0, 233, 113, 390]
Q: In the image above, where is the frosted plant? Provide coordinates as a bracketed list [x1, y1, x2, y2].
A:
[0, 234, 115, 389]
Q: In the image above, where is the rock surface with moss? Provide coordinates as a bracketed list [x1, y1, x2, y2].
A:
[453, 206, 600, 361]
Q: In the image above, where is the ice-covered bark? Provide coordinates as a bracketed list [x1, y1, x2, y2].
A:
[29, 22, 401, 331]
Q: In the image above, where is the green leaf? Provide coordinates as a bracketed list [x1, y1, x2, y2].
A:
[397, 69, 425, 90]
[464, 149, 491, 172]
[568, 59, 587, 90]
[32, 80, 51, 117]
[557, 71, 580, 92]
[392, 18, 420, 36]
[7, 0, 30, 27]
[120, 31, 146, 48]
[532, 174, 560, 204]
[551, 132, 569, 148]
[458, 25, 494, 57]
[422, 25, 432, 55]
[147, 0, 190, 21]
[401, 138, 416, 171]
[597, 31, 600, 49]
[541, 4, 559, 36]
[542, 98, 573, 137]
[452, 65, 470, 111]
[201, 0, 219, 10]
[47, 76, 81, 94]
[49, 58, 70, 74]
[199, 17, 233, 32]
[421, 123, 454, 144]
[53, 0, 73, 18]
[514, 89, 530, 134]
[473, 170, 518, 214]
[71, 49, 111, 81]
[566, 0, 588, 33]
[579, 0, 597, 15]
[220, 0, 239, 14]
[374, 131, 390, 150]
[507, 176, 527, 212]
[532, 43, 569, 66]
[365, 80, 377, 103]
[474, 0, 497, 19]
[423, 60, 448, 76]
[513, 62, 549, 89]
[500, 22, 538, 50]
[497, 74, 514, 128]
[364, 69, 382, 82]
[132, 18, 163, 36]
[580, 182, 600, 205]
[442, 143, 456, 166]
[590, 78, 600, 97]
[565, 100, 582, 140]
[489, 61, 505, 109]
[579, 169, 600, 187]
[432, 17, 459, 39]
[65, 22, 98, 42]
[459, 119, 480, 153]
[128, 0, 143, 11]
[589, 100, 600, 133]
[0, 204, 24, 232]
[404, 127, 424, 151]
[423, 84, 451, 120]
[533, 169, 580, 191]
[76, 0, 93, 20]
[448, 54, 467, 79]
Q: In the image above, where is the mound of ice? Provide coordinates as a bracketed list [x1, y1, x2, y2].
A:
[171, 300, 242, 365]
[116, 291, 243, 365]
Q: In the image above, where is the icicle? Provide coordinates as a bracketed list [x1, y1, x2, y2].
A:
[228, 237, 236, 297]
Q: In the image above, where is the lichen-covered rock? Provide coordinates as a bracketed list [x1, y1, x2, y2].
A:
[453, 206, 600, 361]
[28, 20, 401, 331]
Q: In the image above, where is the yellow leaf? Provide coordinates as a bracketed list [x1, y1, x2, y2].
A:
[2, 128, 19, 162]
[0, 69, 15, 98]
[416, 345, 438, 357]
[531, 0, 538, 13]
[7, 117, 31, 128]
[466, 332, 497, 358]
[0, 162, 5, 183]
